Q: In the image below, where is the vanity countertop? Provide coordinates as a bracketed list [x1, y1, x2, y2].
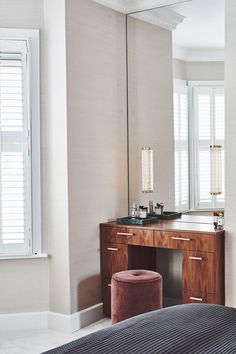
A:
[100, 215, 224, 235]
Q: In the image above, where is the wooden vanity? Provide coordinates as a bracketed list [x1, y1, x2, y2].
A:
[100, 215, 225, 316]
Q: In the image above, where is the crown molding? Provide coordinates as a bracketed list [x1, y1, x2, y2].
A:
[93, 0, 186, 31]
[93, 0, 192, 14]
[93, 0, 128, 13]
[131, 8, 185, 31]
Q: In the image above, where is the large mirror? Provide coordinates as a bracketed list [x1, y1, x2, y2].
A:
[127, 0, 225, 214]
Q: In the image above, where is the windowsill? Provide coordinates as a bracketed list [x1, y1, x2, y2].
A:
[0, 253, 48, 261]
[185, 209, 225, 213]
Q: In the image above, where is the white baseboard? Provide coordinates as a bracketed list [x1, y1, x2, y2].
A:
[0, 312, 48, 331]
[0, 303, 104, 332]
[48, 303, 104, 332]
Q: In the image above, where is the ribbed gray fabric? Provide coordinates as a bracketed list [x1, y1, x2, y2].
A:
[42, 304, 236, 354]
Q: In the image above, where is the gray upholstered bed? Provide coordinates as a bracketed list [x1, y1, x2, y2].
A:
[43, 304, 236, 353]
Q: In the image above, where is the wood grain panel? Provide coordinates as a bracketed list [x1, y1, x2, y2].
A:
[102, 278, 111, 316]
[214, 233, 225, 304]
[101, 225, 129, 244]
[102, 242, 128, 277]
[127, 228, 153, 246]
[183, 290, 216, 304]
[154, 231, 216, 252]
[182, 251, 215, 294]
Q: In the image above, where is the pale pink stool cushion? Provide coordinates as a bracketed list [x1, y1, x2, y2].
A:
[111, 269, 163, 324]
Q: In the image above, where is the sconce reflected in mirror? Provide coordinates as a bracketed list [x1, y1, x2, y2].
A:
[210, 144, 222, 196]
[141, 147, 154, 193]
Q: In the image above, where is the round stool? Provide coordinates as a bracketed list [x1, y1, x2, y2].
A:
[111, 269, 163, 324]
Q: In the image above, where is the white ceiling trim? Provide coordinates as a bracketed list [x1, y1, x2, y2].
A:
[93, 0, 193, 14]
[131, 8, 185, 31]
[92, 0, 128, 13]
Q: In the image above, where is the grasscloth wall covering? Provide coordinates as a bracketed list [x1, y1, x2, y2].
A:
[65, 0, 128, 312]
[173, 59, 224, 81]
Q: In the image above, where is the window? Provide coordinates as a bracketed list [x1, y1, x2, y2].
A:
[174, 81, 225, 211]
[191, 83, 225, 210]
[0, 29, 40, 257]
[174, 80, 189, 212]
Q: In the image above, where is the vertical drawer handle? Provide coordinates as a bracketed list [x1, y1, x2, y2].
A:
[190, 296, 203, 302]
[117, 232, 134, 236]
[172, 237, 191, 241]
[107, 247, 119, 251]
[189, 256, 203, 261]
[108, 284, 111, 287]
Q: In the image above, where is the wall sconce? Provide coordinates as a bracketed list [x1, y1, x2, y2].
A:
[210, 144, 222, 195]
[141, 147, 153, 193]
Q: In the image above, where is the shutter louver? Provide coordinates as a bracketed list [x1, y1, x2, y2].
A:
[0, 58, 23, 132]
[174, 80, 189, 212]
[0, 39, 31, 256]
[215, 93, 225, 140]
[193, 86, 225, 209]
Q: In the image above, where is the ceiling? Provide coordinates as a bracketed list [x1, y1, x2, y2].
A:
[93, 0, 225, 61]
[170, 0, 225, 61]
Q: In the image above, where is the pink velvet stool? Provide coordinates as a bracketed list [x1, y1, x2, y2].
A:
[111, 269, 163, 324]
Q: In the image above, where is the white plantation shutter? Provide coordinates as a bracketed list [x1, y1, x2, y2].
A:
[0, 39, 31, 256]
[193, 85, 225, 209]
[174, 80, 189, 212]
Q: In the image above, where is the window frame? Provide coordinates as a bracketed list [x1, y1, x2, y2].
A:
[0, 28, 41, 257]
[188, 80, 225, 211]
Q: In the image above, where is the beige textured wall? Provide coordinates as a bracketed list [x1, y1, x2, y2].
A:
[0, 260, 48, 313]
[186, 61, 224, 81]
[128, 18, 175, 211]
[173, 58, 224, 81]
[173, 58, 187, 80]
[65, 0, 128, 312]
[0, 0, 43, 28]
[225, 0, 236, 307]
[0, 0, 49, 314]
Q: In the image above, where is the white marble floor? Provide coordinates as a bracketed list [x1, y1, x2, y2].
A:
[0, 318, 111, 354]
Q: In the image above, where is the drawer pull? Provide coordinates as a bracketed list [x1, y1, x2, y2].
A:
[117, 232, 134, 236]
[107, 247, 119, 251]
[172, 237, 191, 241]
[189, 256, 203, 261]
[108, 284, 111, 287]
[190, 296, 203, 302]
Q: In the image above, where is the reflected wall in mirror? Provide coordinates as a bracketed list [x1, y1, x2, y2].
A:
[127, 0, 225, 214]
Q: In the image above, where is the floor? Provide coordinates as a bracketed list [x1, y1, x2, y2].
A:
[0, 318, 111, 354]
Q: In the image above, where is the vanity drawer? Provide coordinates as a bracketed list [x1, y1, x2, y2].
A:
[101, 226, 153, 246]
[153, 231, 215, 252]
[102, 242, 128, 277]
[127, 228, 153, 246]
[101, 226, 129, 244]
[183, 290, 216, 305]
[182, 251, 215, 294]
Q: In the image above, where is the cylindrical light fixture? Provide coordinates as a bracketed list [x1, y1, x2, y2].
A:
[210, 144, 222, 195]
[141, 147, 153, 193]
